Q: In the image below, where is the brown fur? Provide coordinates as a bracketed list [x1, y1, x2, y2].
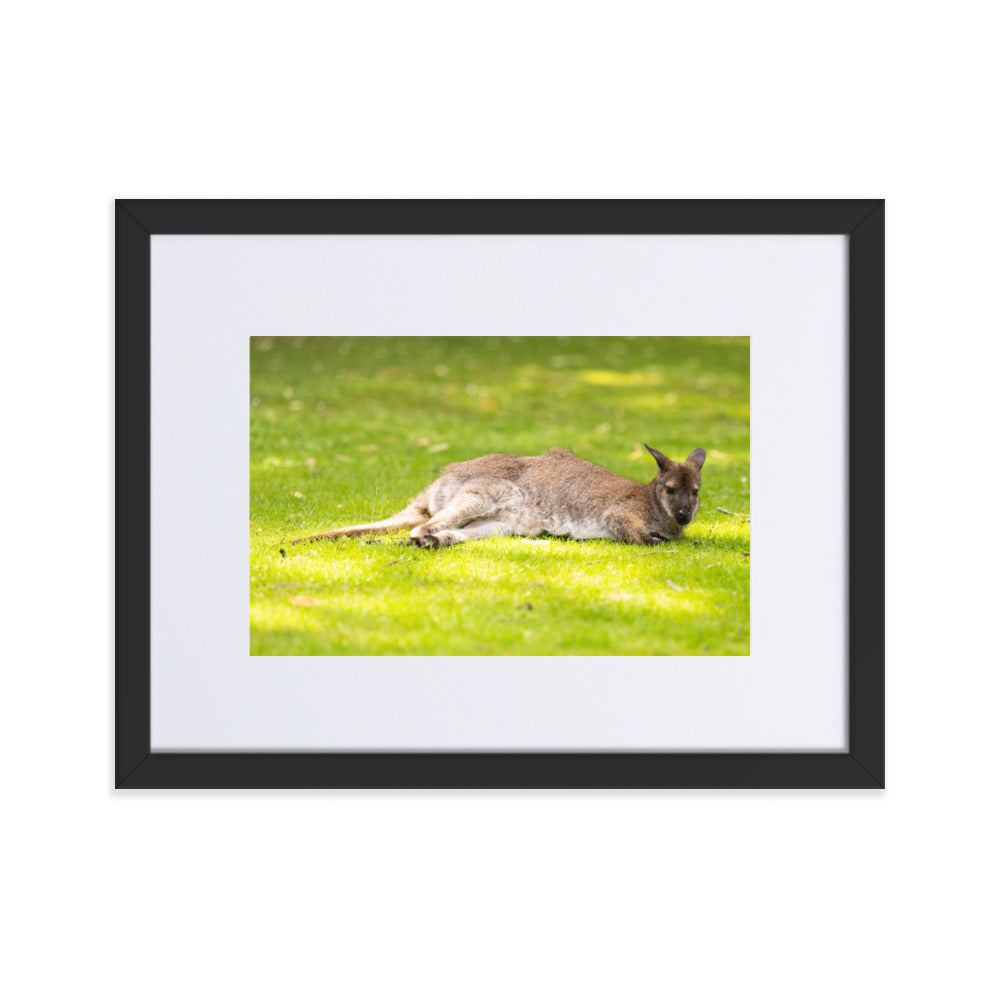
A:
[290, 444, 706, 548]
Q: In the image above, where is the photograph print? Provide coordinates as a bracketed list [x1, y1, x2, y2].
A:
[250, 335, 750, 656]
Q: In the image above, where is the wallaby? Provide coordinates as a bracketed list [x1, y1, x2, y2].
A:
[290, 444, 706, 548]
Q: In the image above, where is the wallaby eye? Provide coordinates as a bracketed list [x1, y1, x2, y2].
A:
[665, 487, 675, 495]
[693, 489, 699, 496]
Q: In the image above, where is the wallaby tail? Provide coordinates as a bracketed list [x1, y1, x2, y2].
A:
[289, 508, 429, 545]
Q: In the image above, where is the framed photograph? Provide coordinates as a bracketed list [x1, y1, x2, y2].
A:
[116, 199, 883, 788]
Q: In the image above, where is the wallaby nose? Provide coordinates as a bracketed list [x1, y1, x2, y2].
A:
[676, 509, 691, 524]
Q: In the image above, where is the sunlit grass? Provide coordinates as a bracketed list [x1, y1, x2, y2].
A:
[250, 336, 750, 655]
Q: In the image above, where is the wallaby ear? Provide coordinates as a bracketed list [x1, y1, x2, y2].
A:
[644, 443, 671, 472]
[686, 448, 707, 470]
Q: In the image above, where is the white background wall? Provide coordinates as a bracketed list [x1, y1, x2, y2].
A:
[2, 3, 997, 998]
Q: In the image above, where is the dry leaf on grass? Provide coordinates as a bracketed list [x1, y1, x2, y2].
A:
[288, 595, 320, 607]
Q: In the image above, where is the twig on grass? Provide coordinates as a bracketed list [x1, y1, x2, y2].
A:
[717, 507, 750, 520]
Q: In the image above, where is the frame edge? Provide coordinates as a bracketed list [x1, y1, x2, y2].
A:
[115, 202, 152, 787]
[848, 202, 885, 787]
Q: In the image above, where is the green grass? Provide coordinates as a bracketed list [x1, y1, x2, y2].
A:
[250, 336, 750, 656]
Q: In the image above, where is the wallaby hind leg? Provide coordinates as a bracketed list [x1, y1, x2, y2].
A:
[416, 518, 515, 548]
[289, 499, 430, 544]
[409, 482, 515, 548]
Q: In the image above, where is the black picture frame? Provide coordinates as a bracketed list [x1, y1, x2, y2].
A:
[116, 199, 884, 789]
